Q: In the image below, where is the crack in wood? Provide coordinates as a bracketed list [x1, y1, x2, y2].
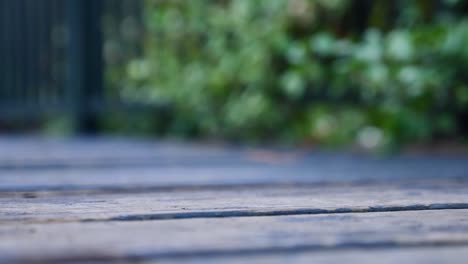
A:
[91, 203, 468, 222]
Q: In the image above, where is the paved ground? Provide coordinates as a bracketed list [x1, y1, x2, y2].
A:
[1, 136, 468, 263]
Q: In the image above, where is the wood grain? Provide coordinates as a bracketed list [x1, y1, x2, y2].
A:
[1, 209, 468, 263]
[1, 181, 468, 223]
[2, 137, 468, 263]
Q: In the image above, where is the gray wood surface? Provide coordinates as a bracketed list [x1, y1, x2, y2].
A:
[2, 210, 468, 263]
[2, 137, 468, 263]
[2, 181, 468, 223]
[147, 247, 468, 264]
[1, 137, 468, 191]
[2, 156, 468, 192]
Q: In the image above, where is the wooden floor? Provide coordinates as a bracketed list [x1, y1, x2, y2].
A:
[1, 137, 468, 263]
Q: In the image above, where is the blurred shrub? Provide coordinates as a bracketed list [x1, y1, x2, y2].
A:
[115, 0, 468, 149]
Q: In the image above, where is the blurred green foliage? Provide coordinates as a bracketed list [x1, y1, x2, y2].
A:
[113, 0, 468, 149]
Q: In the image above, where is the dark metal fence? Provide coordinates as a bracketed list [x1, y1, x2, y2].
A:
[0, 0, 67, 116]
[0, 0, 142, 132]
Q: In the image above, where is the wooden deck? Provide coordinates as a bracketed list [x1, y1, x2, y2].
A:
[1, 137, 468, 263]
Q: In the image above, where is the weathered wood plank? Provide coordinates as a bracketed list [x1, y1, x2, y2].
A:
[2, 160, 468, 191]
[1, 181, 468, 223]
[145, 246, 468, 264]
[1, 137, 467, 191]
[0, 137, 231, 161]
[1, 137, 467, 263]
[1, 210, 468, 263]
[0, 137, 301, 168]
[0, 138, 250, 169]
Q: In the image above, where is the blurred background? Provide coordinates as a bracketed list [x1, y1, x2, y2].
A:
[1, 0, 468, 152]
